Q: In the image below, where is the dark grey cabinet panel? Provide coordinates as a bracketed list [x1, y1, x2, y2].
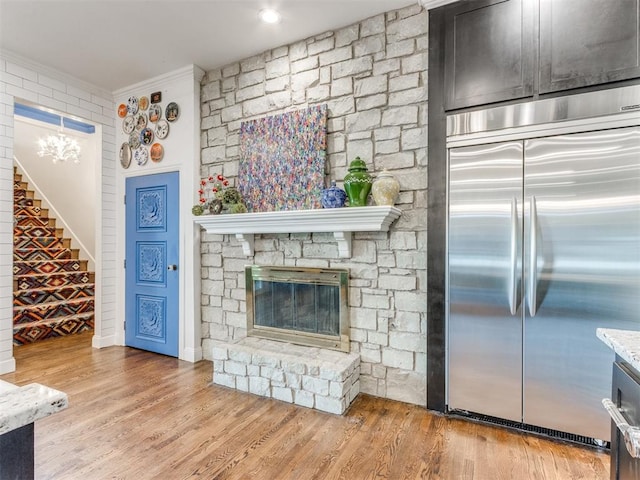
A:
[539, 0, 640, 93]
[610, 361, 640, 480]
[444, 0, 534, 110]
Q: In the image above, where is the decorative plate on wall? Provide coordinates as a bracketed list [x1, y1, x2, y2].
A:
[139, 96, 149, 111]
[134, 147, 148, 166]
[166, 102, 179, 122]
[117, 103, 127, 118]
[155, 119, 169, 139]
[140, 127, 154, 145]
[150, 143, 164, 162]
[123, 115, 135, 134]
[129, 132, 141, 149]
[148, 104, 162, 123]
[127, 96, 139, 115]
[119, 142, 131, 169]
[134, 112, 148, 131]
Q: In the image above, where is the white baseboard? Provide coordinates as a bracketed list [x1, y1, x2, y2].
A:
[181, 346, 203, 363]
[92, 334, 117, 349]
[0, 357, 16, 374]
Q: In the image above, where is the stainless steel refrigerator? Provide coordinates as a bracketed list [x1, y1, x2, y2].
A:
[446, 85, 640, 442]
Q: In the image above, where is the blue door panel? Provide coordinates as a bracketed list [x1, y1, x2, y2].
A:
[125, 172, 179, 357]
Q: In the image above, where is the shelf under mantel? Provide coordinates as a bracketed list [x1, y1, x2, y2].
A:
[193, 206, 402, 258]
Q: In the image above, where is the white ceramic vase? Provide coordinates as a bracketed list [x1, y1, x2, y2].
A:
[371, 169, 400, 206]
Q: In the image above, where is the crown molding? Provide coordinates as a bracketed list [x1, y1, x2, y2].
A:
[112, 64, 205, 98]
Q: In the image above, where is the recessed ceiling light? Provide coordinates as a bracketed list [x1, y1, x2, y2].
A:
[259, 8, 281, 24]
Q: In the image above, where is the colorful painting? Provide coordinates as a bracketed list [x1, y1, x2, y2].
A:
[239, 104, 327, 212]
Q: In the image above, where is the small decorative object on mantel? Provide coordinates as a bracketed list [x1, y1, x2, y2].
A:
[321, 181, 347, 208]
[194, 174, 247, 215]
[343, 157, 373, 207]
[192, 204, 205, 216]
[372, 169, 400, 206]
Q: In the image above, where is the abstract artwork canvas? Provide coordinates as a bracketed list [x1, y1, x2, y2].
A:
[239, 104, 327, 212]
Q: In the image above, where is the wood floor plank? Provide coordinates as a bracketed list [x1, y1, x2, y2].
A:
[0, 332, 610, 479]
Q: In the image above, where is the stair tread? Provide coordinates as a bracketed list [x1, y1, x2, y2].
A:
[14, 283, 95, 295]
[16, 312, 95, 324]
[14, 297, 95, 312]
[14, 259, 86, 264]
[14, 248, 76, 252]
[14, 272, 93, 278]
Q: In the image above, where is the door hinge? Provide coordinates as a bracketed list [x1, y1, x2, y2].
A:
[124, 194, 126, 205]
[123, 259, 126, 269]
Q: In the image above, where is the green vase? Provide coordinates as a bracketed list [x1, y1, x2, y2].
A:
[344, 157, 373, 207]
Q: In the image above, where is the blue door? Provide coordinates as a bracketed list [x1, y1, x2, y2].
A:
[125, 172, 179, 357]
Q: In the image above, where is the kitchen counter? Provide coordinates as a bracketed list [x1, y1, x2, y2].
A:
[0, 379, 68, 479]
[0, 379, 67, 435]
[596, 328, 640, 373]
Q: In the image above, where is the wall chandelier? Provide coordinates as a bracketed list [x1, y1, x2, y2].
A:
[37, 116, 81, 164]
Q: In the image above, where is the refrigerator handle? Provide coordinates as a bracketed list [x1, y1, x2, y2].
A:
[528, 195, 538, 317]
[509, 197, 518, 315]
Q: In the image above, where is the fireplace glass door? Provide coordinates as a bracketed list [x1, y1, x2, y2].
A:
[246, 266, 349, 352]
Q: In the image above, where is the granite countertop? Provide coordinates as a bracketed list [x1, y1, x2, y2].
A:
[596, 328, 640, 373]
[0, 380, 68, 435]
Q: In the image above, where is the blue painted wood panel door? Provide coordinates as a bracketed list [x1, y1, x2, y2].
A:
[125, 172, 179, 357]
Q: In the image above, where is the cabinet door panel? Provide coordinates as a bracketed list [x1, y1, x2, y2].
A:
[539, 0, 640, 93]
[444, 0, 534, 110]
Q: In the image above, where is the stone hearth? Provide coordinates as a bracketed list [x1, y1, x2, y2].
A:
[212, 337, 360, 414]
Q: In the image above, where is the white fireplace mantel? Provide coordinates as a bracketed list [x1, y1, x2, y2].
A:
[193, 206, 402, 258]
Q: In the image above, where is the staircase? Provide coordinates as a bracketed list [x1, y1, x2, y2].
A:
[13, 168, 95, 345]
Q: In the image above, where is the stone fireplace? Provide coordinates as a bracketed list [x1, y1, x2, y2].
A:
[211, 265, 359, 415]
[194, 206, 405, 413]
[245, 265, 349, 352]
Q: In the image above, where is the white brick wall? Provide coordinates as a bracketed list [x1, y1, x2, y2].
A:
[200, 4, 428, 406]
[0, 52, 116, 372]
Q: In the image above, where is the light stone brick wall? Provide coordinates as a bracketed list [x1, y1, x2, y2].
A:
[213, 337, 360, 415]
[199, 4, 428, 406]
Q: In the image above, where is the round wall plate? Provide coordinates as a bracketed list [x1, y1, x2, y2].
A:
[165, 102, 179, 122]
[139, 96, 149, 111]
[117, 103, 127, 118]
[134, 147, 148, 166]
[150, 143, 164, 162]
[122, 115, 135, 134]
[129, 132, 141, 149]
[134, 112, 148, 131]
[127, 96, 139, 115]
[119, 142, 131, 168]
[148, 104, 162, 123]
[155, 119, 169, 139]
[140, 127, 154, 145]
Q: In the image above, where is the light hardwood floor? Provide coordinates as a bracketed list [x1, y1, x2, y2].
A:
[1, 332, 609, 479]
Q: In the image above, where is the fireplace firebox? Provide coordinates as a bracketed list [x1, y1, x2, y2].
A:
[245, 266, 349, 352]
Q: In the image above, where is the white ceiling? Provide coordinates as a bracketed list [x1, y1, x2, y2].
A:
[0, 0, 417, 93]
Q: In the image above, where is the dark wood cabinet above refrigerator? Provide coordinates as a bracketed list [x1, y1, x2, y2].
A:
[539, 0, 640, 94]
[441, 0, 640, 110]
[444, 0, 535, 110]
